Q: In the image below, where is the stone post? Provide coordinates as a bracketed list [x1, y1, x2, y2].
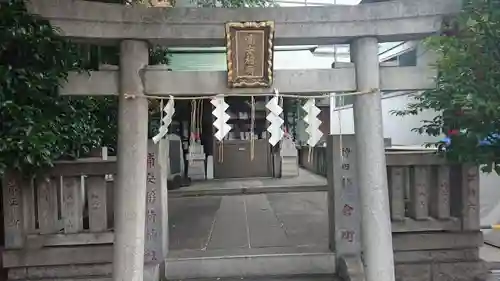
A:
[327, 134, 364, 280]
[350, 37, 396, 281]
[113, 40, 149, 281]
[327, 134, 361, 255]
[144, 140, 169, 277]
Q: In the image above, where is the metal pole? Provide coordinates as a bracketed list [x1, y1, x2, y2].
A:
[350, 37, 396, 281]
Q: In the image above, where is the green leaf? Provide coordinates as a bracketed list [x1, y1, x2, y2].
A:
[391, 0, 500, 174]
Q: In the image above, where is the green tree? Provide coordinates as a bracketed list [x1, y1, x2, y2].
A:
[0, 0, 96, 175]
[0, 0, 272, 175]
[392, 0, 500, 173]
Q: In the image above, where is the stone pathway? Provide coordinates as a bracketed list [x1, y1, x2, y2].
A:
[169, 276, 338, 281]
[168, 192, 329, 251]
[170, 169, 327, 197]
[168, 189, 500, 270]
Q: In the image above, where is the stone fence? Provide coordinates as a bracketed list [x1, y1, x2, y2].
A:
[0, 138, 488, 281]
[298, 137, 488, 281]
[1, 142, 168, 281]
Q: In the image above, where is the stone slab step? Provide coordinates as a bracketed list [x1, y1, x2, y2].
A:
[8, 249, 335, 281]
[22, 276, 113, 281]
[166, 247, 336, 280]
[22, 275, 340, 281]
[168, 275, 339, 281]
[491, 270, 500, 281]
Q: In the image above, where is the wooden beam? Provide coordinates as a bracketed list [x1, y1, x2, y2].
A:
[59, 66, 436, 97]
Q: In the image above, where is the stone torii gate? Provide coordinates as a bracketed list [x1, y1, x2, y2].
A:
[25, 0, 460, 281]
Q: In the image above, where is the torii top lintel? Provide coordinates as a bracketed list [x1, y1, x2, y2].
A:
[27, 0, 459, 47]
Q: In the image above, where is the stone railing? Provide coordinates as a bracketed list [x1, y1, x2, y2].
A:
[1, 142, 168, 280]
[2, 158, 115, 246]
[299, 137, 485, 281]
[299, 146, 479, 233]
[1, 158, 116, 279]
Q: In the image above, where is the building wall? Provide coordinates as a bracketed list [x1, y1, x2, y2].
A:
[168, 47, 339, 71]
[301, 92, 442, 146]
[328, 92, 441, 146]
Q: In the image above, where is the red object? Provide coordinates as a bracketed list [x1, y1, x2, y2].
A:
[448, 129, 460, 136]
[191, 132, 200, 141]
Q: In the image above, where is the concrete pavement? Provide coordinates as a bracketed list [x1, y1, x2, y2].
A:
[168, 192, 329, 252]
[168, 276, 339, 281]
[168, 188, 500, 266]
[169, 169, 327, 198]
[166, 192, 336, 279]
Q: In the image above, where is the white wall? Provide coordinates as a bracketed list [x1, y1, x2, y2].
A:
[327, 92, 500, 237]
[328, 92, 442, 146]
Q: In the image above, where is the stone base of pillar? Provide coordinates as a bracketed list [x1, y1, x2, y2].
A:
[144, 263, 163, 281]
[337, 256, 365, 281]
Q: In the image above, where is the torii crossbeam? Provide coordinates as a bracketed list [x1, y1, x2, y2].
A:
[22, 1, 459, 281]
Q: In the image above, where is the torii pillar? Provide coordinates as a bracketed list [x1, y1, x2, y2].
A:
[113, 40, 150, 281]
[351, 37, 395, 281]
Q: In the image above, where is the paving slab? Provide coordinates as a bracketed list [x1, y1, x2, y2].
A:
[168, 275, 339, 281]
[267, 193, 329, 247]
[168, 192, 329, 252]
[208, 196, 249, 250]
[169, 197, 221, 250]
[245, 195, 291, 248]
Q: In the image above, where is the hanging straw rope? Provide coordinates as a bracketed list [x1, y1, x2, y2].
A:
[141, 88, 378, 163]
[198, 100, 203, 138]
[124, 88, 378, 101]
[216, 97, 224, 163]
[338, 95, 345, 162]
[189, 99, 199, 164]
[332, 43, 346, 163]
[279, 93, 284, 149]
[306, 98, 314, 163]
[218, 136, 224, 163]
[159, 99, 164, 142]
[250, 96, 256, 161]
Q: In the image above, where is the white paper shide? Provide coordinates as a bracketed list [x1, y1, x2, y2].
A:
[153, 96, 175, 144]
[211, 96, 231, 141]
[302, 98, 323, 147]
[266, 90, 284, 146]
